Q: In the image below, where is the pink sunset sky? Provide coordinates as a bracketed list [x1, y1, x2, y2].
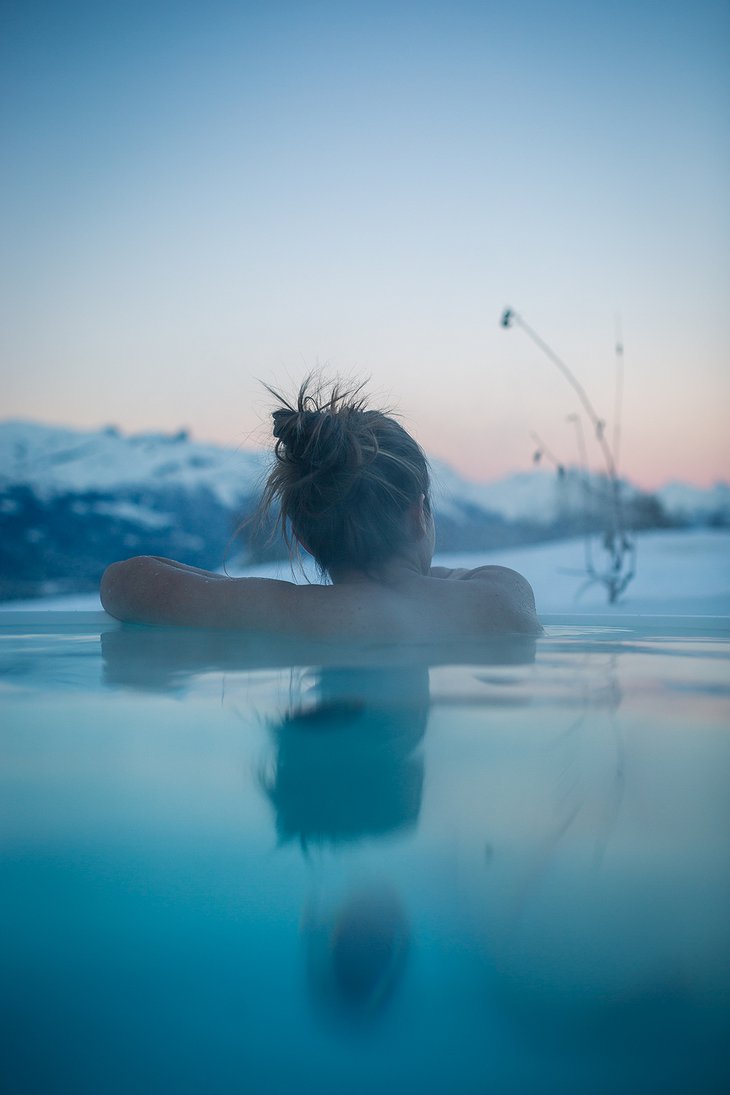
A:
[2, 1, 728, 490]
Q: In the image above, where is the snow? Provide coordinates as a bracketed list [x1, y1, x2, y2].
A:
[0, 419, 268, 507]
[92, 501, 173, 529]
[430, 460, 562, 522]
[657, 480, 730, 521]
[3, 529, 728, 617]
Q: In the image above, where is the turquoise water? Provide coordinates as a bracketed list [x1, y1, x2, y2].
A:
[2, 613, 729, 1094]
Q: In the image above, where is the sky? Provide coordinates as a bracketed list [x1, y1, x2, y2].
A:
[1, 0, 728, 489]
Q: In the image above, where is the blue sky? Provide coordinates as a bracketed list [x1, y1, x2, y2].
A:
[2, 0, 728, 486]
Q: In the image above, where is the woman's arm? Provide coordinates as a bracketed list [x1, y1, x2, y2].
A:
[100, 556, 296, 629]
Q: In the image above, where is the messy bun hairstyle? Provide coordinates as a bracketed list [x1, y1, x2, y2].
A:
[260, 377, 431, 575]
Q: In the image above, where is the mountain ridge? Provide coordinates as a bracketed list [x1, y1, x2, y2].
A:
[2, 417, 725, 521]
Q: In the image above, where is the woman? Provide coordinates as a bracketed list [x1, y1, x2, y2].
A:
[100, 379, 541, 638]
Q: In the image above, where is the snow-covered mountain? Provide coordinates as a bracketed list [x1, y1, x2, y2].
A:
[0, 418, 588, 525]
[0, 418, 723, 601]
[430, 459, 569, 523]
[0, 419, 269, 506]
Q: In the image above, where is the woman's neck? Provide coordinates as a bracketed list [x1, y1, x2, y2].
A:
[328, 545, 430, 587]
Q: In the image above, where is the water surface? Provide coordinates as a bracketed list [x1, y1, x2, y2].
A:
[2, 613, 729, 1094]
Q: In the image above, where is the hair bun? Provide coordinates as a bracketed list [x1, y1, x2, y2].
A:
[272, 409, 298, 440]
[272, 407, 328, 464]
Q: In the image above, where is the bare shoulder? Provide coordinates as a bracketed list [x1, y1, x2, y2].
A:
[461, 566, 542, 635]
[431, 564, 530, 584]
[431, 562, 535, 592]
[462, 564, 532, 587]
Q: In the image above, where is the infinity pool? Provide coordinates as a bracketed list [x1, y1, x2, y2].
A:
[2, 613, 729, 1094]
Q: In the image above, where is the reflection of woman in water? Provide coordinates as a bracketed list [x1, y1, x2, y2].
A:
[100, 377, 541, 638]
[263, 666, 429, 849]
[264, 665, 428, 1015]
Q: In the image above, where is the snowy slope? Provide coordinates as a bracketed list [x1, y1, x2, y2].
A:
[0, 420, 268, 508]
[429, 460, 562, 522]
[657, 480, 730, 523]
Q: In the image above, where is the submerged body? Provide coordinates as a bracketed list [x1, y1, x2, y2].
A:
[100, 378, 541, 639]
